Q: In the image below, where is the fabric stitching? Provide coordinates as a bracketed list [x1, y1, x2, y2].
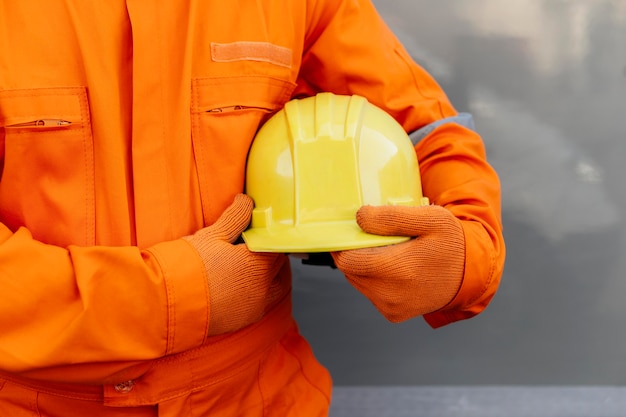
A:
[147, 245, 178, 356]
[78, 88, 95, 246]
[0, 379, 102, 402]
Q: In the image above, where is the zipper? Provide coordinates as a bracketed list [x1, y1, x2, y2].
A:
[7, 119, 72, 127]
[207, 105, 273, 113]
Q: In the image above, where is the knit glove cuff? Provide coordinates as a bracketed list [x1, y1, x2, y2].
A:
[184, 194, 288, 335]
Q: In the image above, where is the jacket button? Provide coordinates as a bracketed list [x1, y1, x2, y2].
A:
[113, 380, 135, 394]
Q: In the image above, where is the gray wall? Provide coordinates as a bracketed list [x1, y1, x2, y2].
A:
[293, 0, 626, 386]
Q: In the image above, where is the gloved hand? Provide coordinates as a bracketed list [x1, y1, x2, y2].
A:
[184, 194, 288, 335]
[331, 204, 465, 322]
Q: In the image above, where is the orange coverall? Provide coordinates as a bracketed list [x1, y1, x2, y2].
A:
[0, 0, 505, 415]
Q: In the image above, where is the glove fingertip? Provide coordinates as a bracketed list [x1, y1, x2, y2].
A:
[356, 204, 445, 236]
[213, 194, 254, 242]
[355, 205, 404, 235]
[233, 193, 254, 210]
[355, 205, 378, 226]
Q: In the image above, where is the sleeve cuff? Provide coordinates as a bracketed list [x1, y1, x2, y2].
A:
[423, 220, 502, 328]
[146, 239, 209, 354]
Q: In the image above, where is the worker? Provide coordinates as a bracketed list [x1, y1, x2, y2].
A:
[0, 0, 505, 416]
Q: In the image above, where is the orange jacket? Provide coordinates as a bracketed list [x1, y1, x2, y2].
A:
[0, 0, 504, 388]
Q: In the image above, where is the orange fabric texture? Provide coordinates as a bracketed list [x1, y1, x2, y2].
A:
[0, 0, 504, 414]
[331, 204, 466, 322]
[183, 194, 289, 335]
[0, 297, 332, 416]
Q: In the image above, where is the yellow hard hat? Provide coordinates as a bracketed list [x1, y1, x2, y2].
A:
[242, 92, 430, 253]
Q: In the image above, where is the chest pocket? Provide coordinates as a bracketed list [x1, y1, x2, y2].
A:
[191, 75, 296, 225]
[0, 87, 95, 247]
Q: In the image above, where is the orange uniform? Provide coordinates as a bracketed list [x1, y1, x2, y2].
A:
[0, 0, 505, 415]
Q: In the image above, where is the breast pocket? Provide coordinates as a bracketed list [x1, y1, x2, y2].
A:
[191, 75, 296, 224]
[0, 87, 95, 247]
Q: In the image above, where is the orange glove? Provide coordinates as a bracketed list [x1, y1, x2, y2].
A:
[184, 194, 288, 335]
[331, 204, 465, 322]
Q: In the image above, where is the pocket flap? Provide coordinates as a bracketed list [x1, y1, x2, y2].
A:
[0, 87, 88, 127]
[192, 76, 295, 113]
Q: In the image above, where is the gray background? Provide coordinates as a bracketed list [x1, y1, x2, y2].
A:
[292, 0, 626, 388]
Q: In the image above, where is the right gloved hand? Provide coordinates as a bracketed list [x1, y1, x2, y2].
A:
[183, 194, 289, 336]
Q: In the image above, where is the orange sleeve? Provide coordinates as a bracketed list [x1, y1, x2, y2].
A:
[298, 0, 505, 326]
[297, 0, 456, 130]
[0, 224, 209, 380]
[416, 124, 505, 327]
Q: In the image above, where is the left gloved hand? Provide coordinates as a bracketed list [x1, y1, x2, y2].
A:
[331, 204, 466, 322]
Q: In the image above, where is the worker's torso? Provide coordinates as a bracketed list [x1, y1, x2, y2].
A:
[0, 1, 305, 248]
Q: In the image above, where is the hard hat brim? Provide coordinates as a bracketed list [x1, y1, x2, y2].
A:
[241, 221, 410, 253]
